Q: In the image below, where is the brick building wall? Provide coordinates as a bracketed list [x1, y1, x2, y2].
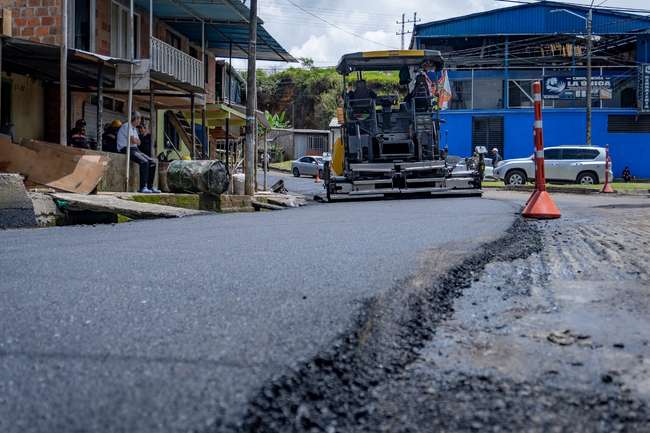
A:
[96, 0, 110, 55]
[0, 0, 62, 45]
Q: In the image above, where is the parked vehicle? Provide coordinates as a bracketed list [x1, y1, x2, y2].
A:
[292, 156, 323, 177]
[493, 146, 612, 186]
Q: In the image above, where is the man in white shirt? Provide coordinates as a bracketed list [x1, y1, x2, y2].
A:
[117, 111, 159, 193]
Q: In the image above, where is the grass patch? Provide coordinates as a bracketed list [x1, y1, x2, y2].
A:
[117, 214, 132, 223]
[483, 180, 650, 191]
[129, 194, 200, 210]
[270, 161, 293, 171]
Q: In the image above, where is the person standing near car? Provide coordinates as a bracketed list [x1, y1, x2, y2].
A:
[117, 111, 159, 193]
[491, 147, 502, 167]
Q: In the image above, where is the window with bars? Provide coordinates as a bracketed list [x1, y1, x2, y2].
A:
[608, 115, 650, 133]
[472, 116, 504, 155]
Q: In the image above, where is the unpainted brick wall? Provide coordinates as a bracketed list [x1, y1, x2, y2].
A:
[0, 0, 62, 45]
[96, 0, 110, 55]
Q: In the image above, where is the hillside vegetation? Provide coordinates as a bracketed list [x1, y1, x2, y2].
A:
[256, 66, 400, 130]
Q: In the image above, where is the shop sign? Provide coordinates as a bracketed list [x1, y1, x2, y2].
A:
[542, 76, 612, 100]
[639, 64, 650, 112]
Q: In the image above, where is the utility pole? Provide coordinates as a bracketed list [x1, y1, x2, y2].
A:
[60, 0, 67, 145]
[550, 7, 594, 145]
[125, 0, 134, 190]
[586, 7, 593, 146]
[396, 12, 420, 50]
[244, 0, 257, 195]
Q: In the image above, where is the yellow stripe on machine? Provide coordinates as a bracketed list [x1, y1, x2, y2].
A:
[332, 137, 345, 176]
[361, 50, 425, 58]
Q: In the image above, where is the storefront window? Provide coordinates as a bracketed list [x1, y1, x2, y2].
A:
[508, 80, 533, 108]
[602, 77, 636, 108]
[450, 79, 471, 109]
[473, 78, 503, 109]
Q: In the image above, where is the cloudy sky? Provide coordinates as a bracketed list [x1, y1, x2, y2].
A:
[234, 0, 648, 70]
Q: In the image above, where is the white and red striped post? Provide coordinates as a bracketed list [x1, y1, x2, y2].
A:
[532, 83, 546, 192]
[522, 81, 561, 219]
[601, 144, 614, 193]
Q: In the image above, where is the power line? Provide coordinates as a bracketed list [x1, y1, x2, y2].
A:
[283, 0, 398, 49]
[260, 3, 395, 18]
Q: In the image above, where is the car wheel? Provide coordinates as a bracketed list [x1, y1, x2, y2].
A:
[577, 171, 598, 185]
[292, 167, 300, 177]
[504, 169, 527, 186]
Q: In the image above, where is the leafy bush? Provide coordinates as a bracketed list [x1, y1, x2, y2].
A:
[256, 67, 399, 130]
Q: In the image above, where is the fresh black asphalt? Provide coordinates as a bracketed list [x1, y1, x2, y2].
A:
[0, 187, 516, 432]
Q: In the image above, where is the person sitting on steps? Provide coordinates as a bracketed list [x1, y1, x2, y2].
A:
[117, 111, 160, 193]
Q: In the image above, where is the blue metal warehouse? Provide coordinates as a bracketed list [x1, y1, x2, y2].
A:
[412, 0, 650, 178]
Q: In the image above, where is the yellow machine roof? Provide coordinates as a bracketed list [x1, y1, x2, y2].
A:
[336, 49, 444, 74]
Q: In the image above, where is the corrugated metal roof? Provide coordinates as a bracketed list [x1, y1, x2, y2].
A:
[414, 1, 650, 38]
[134, 0, 295, 62]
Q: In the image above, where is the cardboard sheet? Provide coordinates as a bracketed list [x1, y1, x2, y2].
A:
[0, 135, 109, 194]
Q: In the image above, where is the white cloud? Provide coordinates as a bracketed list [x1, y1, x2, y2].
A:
[230, 0, 650, 70]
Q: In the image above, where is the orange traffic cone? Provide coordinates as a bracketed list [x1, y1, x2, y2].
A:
[314, 169, 321, 183]
[522, 190, 561, 219]
[522, 81, 560, 220]
[601, 182, 615, 193]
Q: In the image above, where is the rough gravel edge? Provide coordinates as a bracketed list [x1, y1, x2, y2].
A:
[216, 218, 542, 433]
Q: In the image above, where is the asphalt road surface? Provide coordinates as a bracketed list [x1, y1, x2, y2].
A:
[258, 169, 324, 196]
[0, 181, 517, 432]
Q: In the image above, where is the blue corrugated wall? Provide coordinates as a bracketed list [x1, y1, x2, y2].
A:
[440, 109, 650, 179]
[415, 3, 650, 37]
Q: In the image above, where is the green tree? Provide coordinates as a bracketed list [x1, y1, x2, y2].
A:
[299, 57, 315, 68]
[256, 67, 399, 129]
[264, 111, 291, 129]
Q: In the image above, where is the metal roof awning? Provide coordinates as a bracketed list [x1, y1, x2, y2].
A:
[133, 0, 295, 62]
[1, 36, 130, 87]
[177, 103, 270, 129]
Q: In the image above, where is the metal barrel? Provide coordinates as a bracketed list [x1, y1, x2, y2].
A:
[167, 160, 229, 195]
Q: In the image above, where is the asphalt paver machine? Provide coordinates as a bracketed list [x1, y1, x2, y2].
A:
[324, 50, 482, 200]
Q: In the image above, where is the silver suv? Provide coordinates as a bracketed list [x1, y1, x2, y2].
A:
[493, 146, 612, 186]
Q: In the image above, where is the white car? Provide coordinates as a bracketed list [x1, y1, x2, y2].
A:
[493, 146, 612, 186]
[292, 156, 324, 178]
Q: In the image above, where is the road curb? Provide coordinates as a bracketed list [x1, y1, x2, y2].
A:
[268, 167, 292, 174]
[484, 185, 650, 196]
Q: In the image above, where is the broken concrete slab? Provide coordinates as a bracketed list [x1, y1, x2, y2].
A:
[50, 193, 206, 220]
[0, 173, 37, 229]
[254, 192, 308, 209]
[103, 192, 256, 213]
[28, 192, 64, 227]
[251, 200, 285, 211]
